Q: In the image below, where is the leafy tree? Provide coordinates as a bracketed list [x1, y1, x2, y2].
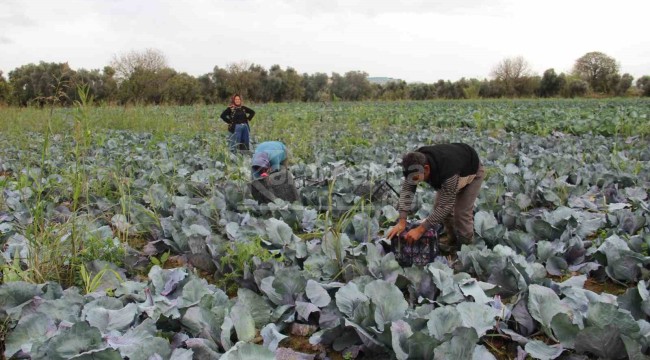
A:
[515, 75, 541, 97]
[434, 79, 465, 99]
[264, 65, 284, 102]
[118, 67, 175, 104]
[348, 71, 372, 100]
[244, 64, 268, 102]
[572, 51, 619, 94]
[197, 66, 230, 104]
[162, 72, 201, 105]
[0, 70, 11, 105]
[377, 80, 407, 100]
[561, 76, 589, 98]
[614, 73, 634, 96]
[224, 61, 262, 100]
[539, 69, 565, 97]
[329, 72, 344, 100]
[301, 72, 328, 101]
[491, 56, 533, 96]
[264, 65, 305, 102]
[197, 74, 216, 104]
[70, 68, 102, 102]
[462, 78, 482, 99]
[198, 66, 230, 104]
[454, 78, 478, 99]
[100, 66, 118, 103]
[408, 83, 435, 100]
[331, 71, 372, 101]
[8, 62, 75, 106]
[283, 67, 304, 102]
[479, 80, 506, 98]
[110, 49, 170, 104]
[213, 67, 230, 102]
[637, 76, 650, 96]
[70, 67, 118, 104]
[117, 67, 152, 104]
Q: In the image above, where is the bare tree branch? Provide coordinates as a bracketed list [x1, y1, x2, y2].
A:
[110, 48, 168, 82]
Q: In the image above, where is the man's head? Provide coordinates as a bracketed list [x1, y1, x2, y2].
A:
[252, 152, 271, 179]
[401, 151, 430, 182]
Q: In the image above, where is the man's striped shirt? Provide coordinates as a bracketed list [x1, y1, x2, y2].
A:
[398, 173, 477, 228]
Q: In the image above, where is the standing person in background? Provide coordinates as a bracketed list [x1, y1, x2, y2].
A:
[220, 94, 255, 151]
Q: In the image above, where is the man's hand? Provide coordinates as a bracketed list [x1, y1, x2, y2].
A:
[387, 218, 407, 240]
[404, 225, 426, 244]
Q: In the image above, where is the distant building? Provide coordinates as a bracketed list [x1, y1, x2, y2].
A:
[368, 77, 402, 85]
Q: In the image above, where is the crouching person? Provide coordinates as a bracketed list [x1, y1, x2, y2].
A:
[387, 143, 484, 253]
[250, 141, 298, 203]
[251, 141, 288, 179]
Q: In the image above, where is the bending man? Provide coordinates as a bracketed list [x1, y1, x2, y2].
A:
[387, 143, 484, 252]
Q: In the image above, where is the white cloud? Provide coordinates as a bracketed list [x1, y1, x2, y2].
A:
[0, 0, 648, 82]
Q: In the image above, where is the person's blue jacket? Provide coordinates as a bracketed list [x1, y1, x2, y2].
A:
[252, 141, 287, 179]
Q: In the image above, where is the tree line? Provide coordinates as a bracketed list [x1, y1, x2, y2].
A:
[0, 49, 648, 107]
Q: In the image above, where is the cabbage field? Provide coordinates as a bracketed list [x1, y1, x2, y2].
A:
[1, 99, 650, 359]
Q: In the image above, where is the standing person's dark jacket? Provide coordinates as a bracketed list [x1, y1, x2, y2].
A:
[220, 106, 255, 132]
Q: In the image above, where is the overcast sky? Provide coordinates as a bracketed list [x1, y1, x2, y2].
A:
[1, 0, 649, 83]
